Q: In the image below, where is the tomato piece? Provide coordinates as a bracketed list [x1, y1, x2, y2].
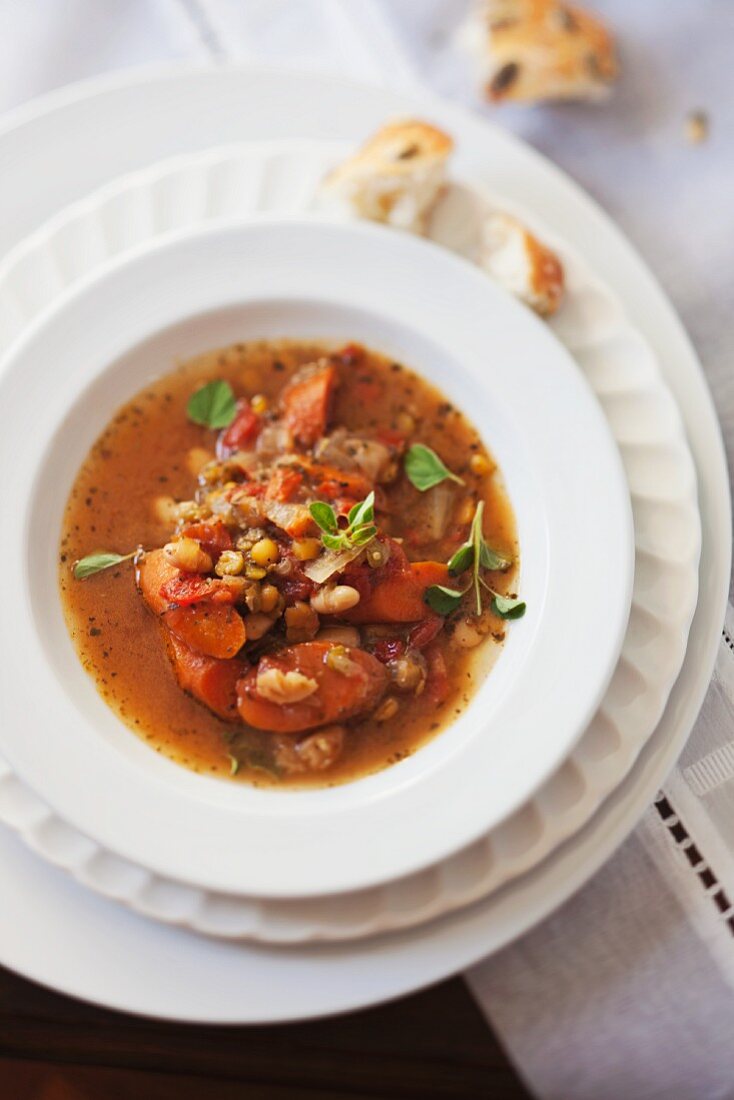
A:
[167, 634, 247, 721]
[164, 603, 246, 659]
[343, 560, 450, 623]
[265, 467, 304, 503]
[180, 521, 233, 561]
[219, 399, 261, 453]
[271, 562, 315, 606]
[237, 641, 388, 733]
[159, 573, 238, 608]
[372, 638, 406, 664]
[375, 428, 407, 452]
[334, 343, 363, 367]
[281, 363, 337, 447]
[408, 615, 443, 650]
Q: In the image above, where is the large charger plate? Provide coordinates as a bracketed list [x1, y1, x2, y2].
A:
[0, 140, 698, 941]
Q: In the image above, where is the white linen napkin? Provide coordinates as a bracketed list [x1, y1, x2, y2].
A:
[1, 2, 733, 1096]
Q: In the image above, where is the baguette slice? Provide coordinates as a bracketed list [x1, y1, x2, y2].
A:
[322, 119, 454, 234]
[480, 211, 564, 316]
[461, 0, 618, 104]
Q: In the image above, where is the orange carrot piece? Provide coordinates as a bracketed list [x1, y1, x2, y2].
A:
[281, 364, 337, 447]
[137, 548, 177, 615]
[237, 641, 388, 733]
[343, 561, 450, 624]
[164, 602, 246, 659]
[167, 634, 247, 721]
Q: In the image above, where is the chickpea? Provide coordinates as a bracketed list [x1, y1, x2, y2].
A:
[396, 411, 416, 435]
[373, 696, 399, 723]
[163, 538, 212, 574]
[153, 495, 179, 525]
[250, 538, 279, 567]
[187, 447, 215, 477]
[452, 618, 484, 649]
[470, 453, 493, 477]
[259, 583, 281, 613]
[285, 601, 320, 643]
[215, 550, 244, 577]
[392, 652, 427, 692]
[292, 538, 321, 562]
[244, 612, 276, 640]
[245, 564, 267, 581]
[310, 585, 361, 615]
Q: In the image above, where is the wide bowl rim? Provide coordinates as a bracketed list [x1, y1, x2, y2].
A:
[0, 214, 634, 897]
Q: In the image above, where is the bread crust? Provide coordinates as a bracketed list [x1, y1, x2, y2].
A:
[322, 119, 454, 234]
[480, 211, 565, 316]
[466, 0, 618, 104]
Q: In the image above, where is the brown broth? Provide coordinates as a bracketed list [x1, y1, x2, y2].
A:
[59, 340, 519, 787]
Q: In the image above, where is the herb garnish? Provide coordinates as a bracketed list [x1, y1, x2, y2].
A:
[404, 443, 465, 492]
[309, 491, 377, 552]
[448, 501, 512, 614]
[186, 379, 237, 429]
[424, 584, 465, 615]
[423, 501, 523, 619]
[491, 593, 527, 620]
[73, 550, 136, 580]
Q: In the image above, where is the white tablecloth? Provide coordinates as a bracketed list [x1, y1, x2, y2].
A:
[2, 3, 733, 1096]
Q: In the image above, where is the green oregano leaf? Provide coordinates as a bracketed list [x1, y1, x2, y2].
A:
[491, 594, 527, 620]
[480, 542, 512, 572]
[186, 379, 237, 429]
[348, 491, 375, 527]
[447, 542, 474, 576]
[73, 550, 135, 580]
[309, 501, 339, 534]
[424, 584, 465, 615]
[404, 443, 465, 492]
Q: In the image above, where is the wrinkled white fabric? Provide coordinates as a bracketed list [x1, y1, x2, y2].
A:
[1, 3, 733, 1097]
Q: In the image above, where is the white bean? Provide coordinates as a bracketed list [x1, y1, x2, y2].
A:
[310, 585, 361, 615]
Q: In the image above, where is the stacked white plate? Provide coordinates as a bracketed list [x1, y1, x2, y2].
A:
[0, 65, 727, 1023]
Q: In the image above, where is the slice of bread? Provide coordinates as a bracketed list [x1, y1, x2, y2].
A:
[480, 212, 564, 316]
[322, 119, 454, 234]
[461, 0, 618, 104]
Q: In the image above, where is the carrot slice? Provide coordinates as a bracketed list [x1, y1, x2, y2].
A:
[343, 561, 450, 624]
[167, 634, 247, 721]
[164, 603, 246, 659]
[136, 548, 178, 615]
[281, 363, 337, 447]
[237, 641, 388, 733]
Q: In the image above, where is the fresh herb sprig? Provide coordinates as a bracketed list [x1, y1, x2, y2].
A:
[73, 550, 137, 580]
[448, 500, 512, 615]
[309, 491, 377, 553]
[186, 379, 237, 429]
[423, 501, 524, 620]
[404, 443, 465, 492]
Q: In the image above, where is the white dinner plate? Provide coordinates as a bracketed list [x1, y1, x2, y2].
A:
[0, 140, 700, 944]
[0, 214, 633, 898]
[0, 64, 727, 1021]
